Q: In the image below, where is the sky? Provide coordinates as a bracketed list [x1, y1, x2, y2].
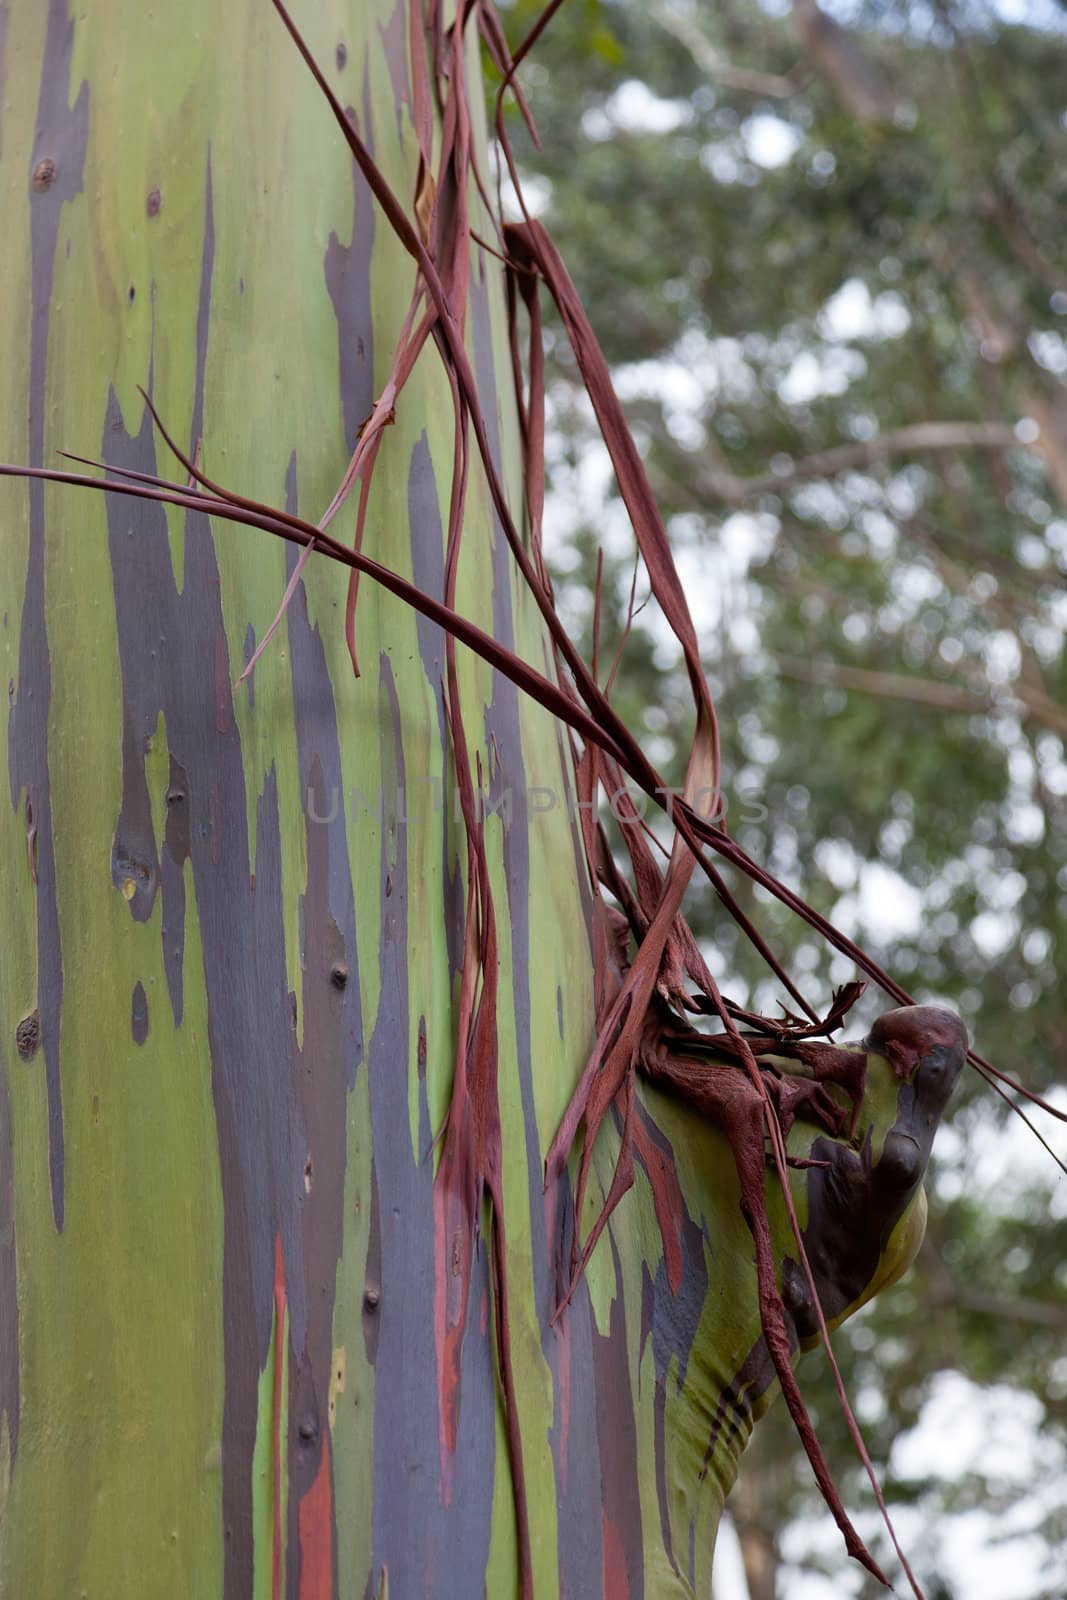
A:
[712, 1369, 1065, 1599]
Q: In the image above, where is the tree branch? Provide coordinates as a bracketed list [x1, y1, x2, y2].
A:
[650, 2, 800, 100]
[791, 0, 897, 124]
[1024, 389, 1067, 512]
[690, 421, 1019, 504]
[946, 1286, 1067, 1332]
[773, 655, 998, 715]
[983, 190, 1067, 299]
[773, 654, 1067, 739]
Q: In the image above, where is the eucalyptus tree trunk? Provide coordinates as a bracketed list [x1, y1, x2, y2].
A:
[0, 4, 958, 1599]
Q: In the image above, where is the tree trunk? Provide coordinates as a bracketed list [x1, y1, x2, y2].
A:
[0, 4, 963, 1597]
[0, 1, 592, 1591]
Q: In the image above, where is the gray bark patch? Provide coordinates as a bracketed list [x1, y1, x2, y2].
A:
[131, 981, 149, 1046]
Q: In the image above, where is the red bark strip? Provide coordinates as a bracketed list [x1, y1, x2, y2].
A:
[273, 1234, 286, 1600]
[601, 1508, 631, 1600]
[298, 1435, 334, 1600]
[631, 1113, 685, 1297]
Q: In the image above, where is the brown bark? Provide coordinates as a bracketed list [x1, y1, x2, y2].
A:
[791, 0, 897, 124]
[730, 1468, 779, 1600]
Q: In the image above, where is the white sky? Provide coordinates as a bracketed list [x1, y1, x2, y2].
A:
[716, 1366, 1065, 1599]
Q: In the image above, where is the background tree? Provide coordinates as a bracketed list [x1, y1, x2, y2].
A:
[499, 0, 1067, 1593]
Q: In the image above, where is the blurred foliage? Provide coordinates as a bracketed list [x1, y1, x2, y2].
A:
[487, 0, 1067, 1593]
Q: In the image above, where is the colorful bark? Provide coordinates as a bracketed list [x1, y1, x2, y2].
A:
[0, 3, 960, 1597]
